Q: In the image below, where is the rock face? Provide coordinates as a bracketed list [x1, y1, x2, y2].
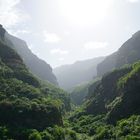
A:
[86, 62, 140, 124]
[97, 31, 140, 76]
[0, 25, 58, 85]
[0, 24, 5, 41]
[54, 57, 104, 90]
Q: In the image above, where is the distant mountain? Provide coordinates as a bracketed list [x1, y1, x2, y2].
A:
[0, 25, 58, 85]
[97, 31, 140, 76]
[54, 57, 105, 90]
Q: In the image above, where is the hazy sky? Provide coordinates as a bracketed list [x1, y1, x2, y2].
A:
[0, 0, 140, 67]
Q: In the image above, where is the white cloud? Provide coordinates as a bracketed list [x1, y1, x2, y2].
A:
[8, 29, 31, 36]
[84, 41, 108, 50]
[59, 58, 65, 61]
[50, 49, 68, 55]
[127, 0, 139, 3]
[43, 31, 61, 43]
[0, 0, 29, 27]
[64, 31, 70, 35]
[15, 30, 31, 34]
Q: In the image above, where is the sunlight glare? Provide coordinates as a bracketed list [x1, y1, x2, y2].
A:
[59, 0, 113, 26]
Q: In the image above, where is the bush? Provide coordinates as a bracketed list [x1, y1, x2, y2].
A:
[29, 131, 42, 140]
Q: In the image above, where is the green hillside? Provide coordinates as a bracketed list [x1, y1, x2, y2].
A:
[0, 24, 140, 139]
[0, 32, 71, 139]
[68, 61, 140, 139]
[85, 61, 140, 124]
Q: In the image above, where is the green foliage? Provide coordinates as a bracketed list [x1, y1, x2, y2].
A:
[70, 83, 89, 105]
[118, 61, 140, 88]
[70, 114, 105, 135]
[115, 115, 140, 138]
[29, 130, 42, 140]
[41, 80, 71, 112]
[70, 78, 101, 106]
[69, 114, 140, 140]
[1, 27, 140, 140]
[0, 39, 71, 139]
[83, 60, 140, 124]
[0, 126, 10, 140]
[41, 130, 54, 140]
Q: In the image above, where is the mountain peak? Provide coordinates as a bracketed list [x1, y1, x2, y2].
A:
[132, 30, 140, 38]
[97, 30, 140, 76]
[0, 25, 58, 85]
[0, 24, 6, 40]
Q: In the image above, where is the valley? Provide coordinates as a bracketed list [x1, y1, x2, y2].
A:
[0, 24, 140, 140]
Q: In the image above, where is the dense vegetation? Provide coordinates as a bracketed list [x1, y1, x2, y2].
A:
[70, 83, 89, 105]
[85, 62, 140, 123]
[70, 78, 101, 105]
[69, 112, 140, 140]
[0, 32, 71, 139]
[0, 25, 140, 139]
[67, 61, 140, 139]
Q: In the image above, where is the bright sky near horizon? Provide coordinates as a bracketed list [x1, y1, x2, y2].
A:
[0, 0, 140, 67]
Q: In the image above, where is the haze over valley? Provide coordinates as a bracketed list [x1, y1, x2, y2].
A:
[0, 0, 140, 139]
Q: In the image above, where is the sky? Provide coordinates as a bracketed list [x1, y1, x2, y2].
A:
[0, 0, 140, 68]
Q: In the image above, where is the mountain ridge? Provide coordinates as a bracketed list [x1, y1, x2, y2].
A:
[97, 31, 140, 76]
[0, 25, 58, 85]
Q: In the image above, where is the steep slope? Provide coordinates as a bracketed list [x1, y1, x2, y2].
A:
[85, 61, 140, 124]
[97, 31, 140, 76]
[0, 25, 58, 85]
[68, 62, 140, 139]
[70, 83, 89, 105]
[0, 41, 62, 128]
[70, 78, 101, 105]
[67, 31, 140, 139]
[0, 26, 71, 139]
[54, 57, 104, 90]
[97, 52, 117, 76]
